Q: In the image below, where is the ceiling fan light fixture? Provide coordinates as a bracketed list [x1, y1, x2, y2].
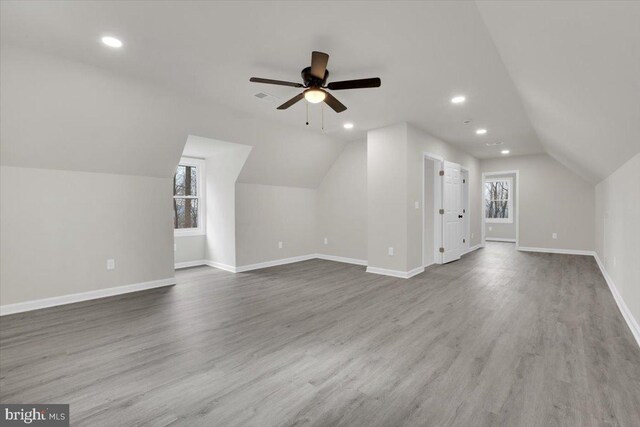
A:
[304, 88, 326, 104]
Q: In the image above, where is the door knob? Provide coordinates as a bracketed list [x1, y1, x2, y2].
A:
[458, 215, 463, 218]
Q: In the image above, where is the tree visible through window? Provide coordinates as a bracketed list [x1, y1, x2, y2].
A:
[485, 178, 512, 223]
[173, 164, 199, 230]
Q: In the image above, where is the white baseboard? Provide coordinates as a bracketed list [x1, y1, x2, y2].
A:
[366, 266, 424, 279]
[594, 254, 640, 348]
[174, 260, 207, 269]
[235, 254, 317, 273]
[463, 244, 482, 255]
[486, 238, 516, 243]
[205, 260, 237, 273]
[518, 246, 595, 256]
[0, 277, 176, 316]
[315, 254, 367, 266]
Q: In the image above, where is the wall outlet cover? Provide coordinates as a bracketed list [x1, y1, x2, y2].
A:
[552, 233, 558, 239]
[106, 259, 115, 270]
[388, 247, 394, 256]
[278, 241, 283, 249]
[324, 237, 328, 245]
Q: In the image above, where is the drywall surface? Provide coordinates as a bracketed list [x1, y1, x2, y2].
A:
[235, 184, 316, 267]
[204, 146, 252, 267]
[0, 166, 174, 305]
[174, 235, 206, 264]
[481, 154, 594, 251]
[316, 140, 367, 261]
[595, 152, 640, 335]
[0, 45, 345, 188]
[367, 123, 410, 271]
[484, 172, 517, 240]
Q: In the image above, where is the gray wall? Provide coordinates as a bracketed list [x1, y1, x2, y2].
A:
[485, 172, 517, 241]
[481, 154, 594, 251]
[595, 152, 640, 335]
[174, 235, 206, 264]
[316, 140, 367, 261]
[0, 166, 174, 305]
[366, 123, 481, 273]
[235, 183, 316, 267]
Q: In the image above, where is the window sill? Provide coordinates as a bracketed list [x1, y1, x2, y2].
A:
[174, 228, 205, 237]
[485, 219, 513, 224]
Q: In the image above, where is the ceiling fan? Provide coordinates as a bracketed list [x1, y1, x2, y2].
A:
[250, 51, 381, 113]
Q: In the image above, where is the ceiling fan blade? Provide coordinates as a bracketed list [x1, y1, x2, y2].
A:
[310, 51, 329, 80]
[277, 92, 305, 110]
[327, 77, 381, 90]
[250, 77, 303, 88]
[324, 92, 347, 113]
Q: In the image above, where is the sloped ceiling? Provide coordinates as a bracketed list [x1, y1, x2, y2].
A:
[1, 1, 639, 183]
[476, 1, 640, 182]
[0, 46, 345, 187]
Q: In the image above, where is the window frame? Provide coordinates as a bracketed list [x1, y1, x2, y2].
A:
[173, 157, 206, 237]
[484, 177, 513, 224]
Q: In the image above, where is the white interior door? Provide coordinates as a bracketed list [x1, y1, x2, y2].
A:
[442, 161, 463, 263]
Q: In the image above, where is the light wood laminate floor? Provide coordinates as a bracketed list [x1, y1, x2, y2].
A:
[1, 243, 639, 426]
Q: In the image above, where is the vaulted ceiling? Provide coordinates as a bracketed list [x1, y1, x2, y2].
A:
[1, 1, 638, 183]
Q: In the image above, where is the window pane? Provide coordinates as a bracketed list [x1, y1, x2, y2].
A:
[173, 198, 199, 229]
[485, 200, 509, 219]
[173, 165, 197, 196]
[485, 180, 509, 201]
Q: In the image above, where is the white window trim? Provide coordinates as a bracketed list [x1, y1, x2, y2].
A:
[484, 177, 513, 224]
[174, 157, 206, 237]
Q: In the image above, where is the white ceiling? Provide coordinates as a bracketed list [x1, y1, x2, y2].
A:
[1, 1, 638, 182]
[476, 1, 640, 182]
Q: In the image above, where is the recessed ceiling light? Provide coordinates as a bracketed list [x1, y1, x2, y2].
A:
[343, 123, 354, 129]
[501, 149, 510, 155]
[101, 36, 123, 48]
[451, 95, 466, 104]
[476, 128, 487, 135]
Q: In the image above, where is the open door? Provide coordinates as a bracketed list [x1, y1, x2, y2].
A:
[442, 160, 463, 263]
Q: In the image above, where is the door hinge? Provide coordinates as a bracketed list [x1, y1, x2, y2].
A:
[439, 247, 445, 253]
[439, 208, 445, 215]
[463, 238, 466, 243]
[439, 170, 444, 176]
[463, 209, 466, 213]
[463, 179, 466, 183]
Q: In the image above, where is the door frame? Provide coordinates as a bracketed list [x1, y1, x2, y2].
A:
[481, 170, 520, 249]
[422, 153, 471, 267]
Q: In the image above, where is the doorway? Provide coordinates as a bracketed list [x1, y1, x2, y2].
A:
[482, 170, 519, 247]
[422, 154, 471, 266]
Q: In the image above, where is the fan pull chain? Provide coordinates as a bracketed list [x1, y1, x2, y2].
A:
[321, 102, 324, 132]
[306, 101, 309, 126]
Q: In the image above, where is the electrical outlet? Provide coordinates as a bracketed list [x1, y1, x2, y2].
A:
[489, 226, 492, 231]
[471, 233, 474, 239]
[613, 256, 617, 267]
[106, 259, 115, 270]
[324, 237, 328, 245]
[174, 243, 177, 251]
[388, 247, 394, 256]
[552, 233, 557, 239]
[415, 201, 419, 209]
[278, 241, 283, 249]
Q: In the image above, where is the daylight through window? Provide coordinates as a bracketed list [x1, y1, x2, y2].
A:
[484, 178, 512, 223]
[173, 158, 204, 235]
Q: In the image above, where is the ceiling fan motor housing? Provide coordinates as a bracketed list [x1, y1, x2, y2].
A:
[301, 66, 329, 88]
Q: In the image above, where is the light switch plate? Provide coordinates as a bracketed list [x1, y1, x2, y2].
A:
[106, 259, 115, 270]
[552, 233, 557, 239]
[278, 241, 283, 249]
[388, 247, 394, 256]
[324, 237, 328, 245]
